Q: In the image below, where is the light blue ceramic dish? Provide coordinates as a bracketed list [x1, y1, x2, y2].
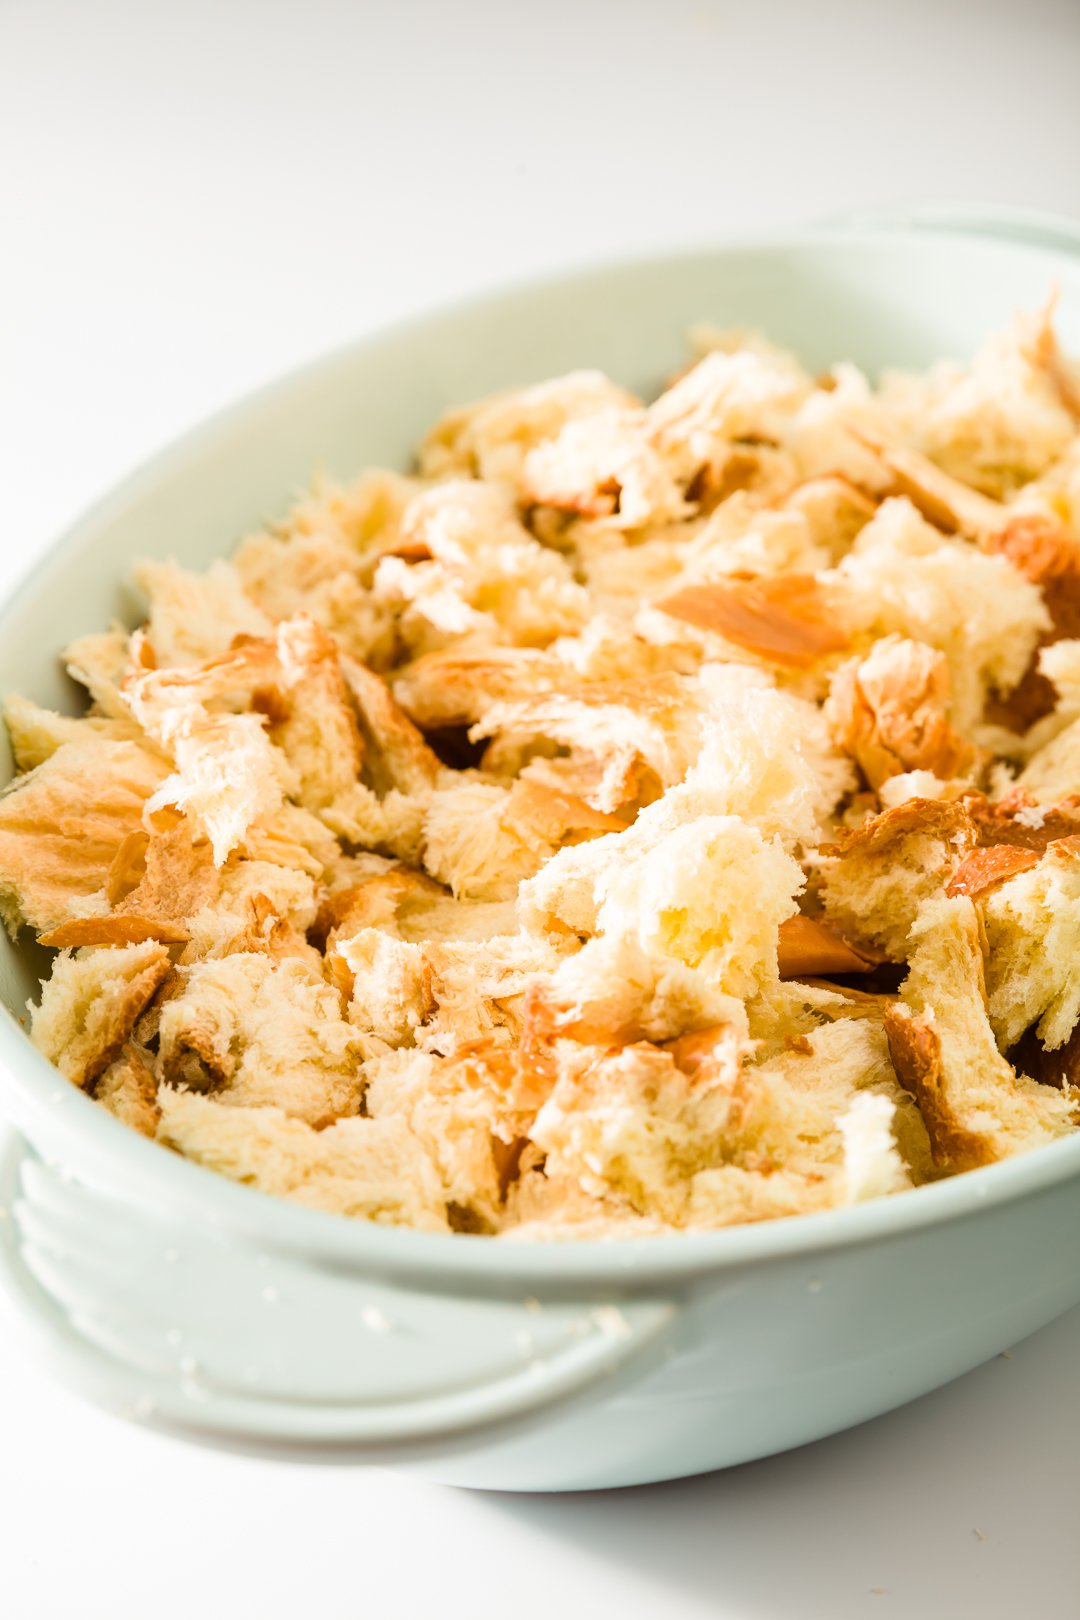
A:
[0, 209, 1078, 1491]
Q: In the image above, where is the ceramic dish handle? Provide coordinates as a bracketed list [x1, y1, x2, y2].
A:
[1, 1142, 678, 1448]
[824, 204, 1080, 259]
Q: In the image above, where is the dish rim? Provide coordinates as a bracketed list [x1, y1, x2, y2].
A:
[2, 222, 1079, 1289]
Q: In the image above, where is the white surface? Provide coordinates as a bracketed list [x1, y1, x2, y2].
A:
[2, 0, 1079, 1612]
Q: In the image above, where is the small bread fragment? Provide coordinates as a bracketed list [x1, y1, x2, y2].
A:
[419, 370, 639, 483]
[64, 628, 135, 717]
[134, 558, 273, 668]
[519, 408, 691, 528]
[658, 575, 849, 668]
[848, 423, 1009, 539]
[95, 1044, 161, 1137]
[269, 617, 364, 811]
[38, 915, 189, 947]
[965, 791, 1080, 853]
[1015, 641, 1080, 804]
[0, 738, 169, 934]
[30, 941, 172, 1089]
[364, 1042, 544, 1227]
[981, 518, 1080, 728]
[123, 640, 293, 865]
[111, 816, 220, 924]
[471, 673, 706, 807]
[777, 475, 878, 560]
[647, 345, 812, 486]
[986, 516, 1080, 639]
[1022, 295, 1080, 420]
[529, 1028, 752, 1224]
[392, 645, 560, 731]
[336, 928, 434, 1046]
[157, 953, 362, 1127]
[420, 781, 556, 902]
[526, 807, 803, 1002]
[946, 844, 1041, 899]
[123, 617, 362, 860]
[521, 933, 746, 1050]
[875, 309, 1076, 498]
[338, 653, 441, 795]
[825, 635, 979, 790]
[818, 797, 976, 958]
[374, 480, 590, 653]
[982, 839, 1080, 1050]
[835, 498, 1050, 731]
[156, 1088, 449, 1230]
[776, 914, 883, 978]
[884, 895, 1075, 1171]
[3, 694, 142, 773]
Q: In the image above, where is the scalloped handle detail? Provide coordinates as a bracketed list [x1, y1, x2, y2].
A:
[0, 1141, 677, 1446]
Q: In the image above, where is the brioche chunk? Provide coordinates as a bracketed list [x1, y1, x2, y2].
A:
[31, 942, 171, 1089]
[8, 305, 1080, 1237]
[0, 739, 168, 933]
[817, 799, 975, 958]
[158, 953, 362, 1128]
[157, 1089, 449, 1229]
[884, 896, 1075, 1171]
[982, 841, 1080, 1050]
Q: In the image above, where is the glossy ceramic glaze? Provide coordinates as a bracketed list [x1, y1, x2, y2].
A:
[1, 213, 1078, 1490]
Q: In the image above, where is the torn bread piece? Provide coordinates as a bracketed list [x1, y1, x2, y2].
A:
[647, 345, 813, 486]
[817, 798, 976, 959]
[835, 498, 1050, 732]
[876, 307, 1077, 499]
[658, 574, 850, 670]
[982, 838, 1080, 1051]
[134, 559, 273, 668]
[123, 617, 362, 860]
[364, 1042, 546, 1228]
[3, 693, 142, 773]
[1016, 641, 1080, 803]
[521, 933, 747, 1050]
[825, 635, 980, 790]
[373, 480, 591, 653]
[519, 408, 692, 529]
[64, 627, 136, 718]
[419, 370, 639, 483]
[30, 941, 172, 1090]
[0, 738, 169, 934]
[338, 653, 441, 795]
[529, 1028, 753, 1225]
[156, 1088, 449, 1230]
[884, 895, 1075, 1171]
[157, 953, 362, 1128]
[95, 1044, 161, 1137]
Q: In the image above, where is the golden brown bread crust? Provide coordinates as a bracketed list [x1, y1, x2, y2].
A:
[884, 1010, 996, 1172]
[658, 575, 849, 668]
[95, 1044, 161, 1136]
[946, 845, 1041, 899]
[848, 423, 1008, 539]
[38, 916, 190, 947]
[825, 637, 978, 790]
[31, 943, 172, 1091]
[0, 740, 169, 935]
[776, 915, 883, 977]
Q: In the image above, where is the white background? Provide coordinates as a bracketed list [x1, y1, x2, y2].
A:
[3, 1, 1080, 1614]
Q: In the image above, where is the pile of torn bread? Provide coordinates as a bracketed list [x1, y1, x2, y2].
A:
[4, 303, 1080, 1240]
